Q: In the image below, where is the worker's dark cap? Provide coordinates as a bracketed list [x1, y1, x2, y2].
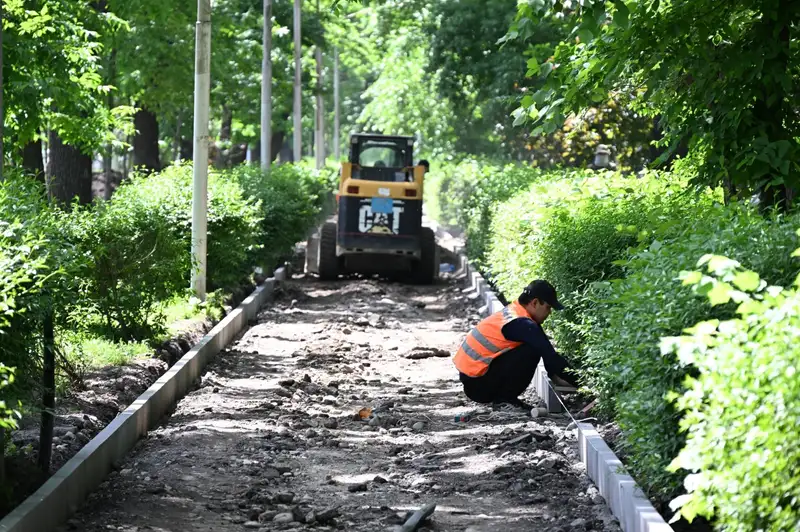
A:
[522, 280, 564, 310]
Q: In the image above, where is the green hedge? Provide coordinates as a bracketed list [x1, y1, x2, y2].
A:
[0, 161, 332, 419]
[229, 163, 332, 270]
[110, 163, 264, 293]
[430, 160, 800, 525]
[424, 157, 551, 268]
[486, 173, 799, 505]
[63, 182, 192, 341]
[664, 249, 800, 531]
[583, 203, 799, 502]
[487, 171, 699, 367]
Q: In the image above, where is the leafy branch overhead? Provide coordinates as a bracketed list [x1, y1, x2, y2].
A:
[3, 0, 135, 152]
[506, 0, 800, 196]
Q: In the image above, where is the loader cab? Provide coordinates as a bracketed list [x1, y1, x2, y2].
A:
[349, 135, 416, 183]
[307, 133, 438, 284]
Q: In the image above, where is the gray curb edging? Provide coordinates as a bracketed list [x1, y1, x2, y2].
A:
[0, 265, 291, 532]
[454, 250, 672, 532]
[578, 423, 673, 532]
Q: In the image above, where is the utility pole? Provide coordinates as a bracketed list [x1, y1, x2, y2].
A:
[261, 0, 272, 170]
[293, 0, 302, 162]
[315, 50, 324, 168]
[191, 0, 212, 300]
[314, 0, 324, 169]
[333, 47, 340, 161]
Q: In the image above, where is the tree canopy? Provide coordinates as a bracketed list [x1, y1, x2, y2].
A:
[507, 0, 800, 202]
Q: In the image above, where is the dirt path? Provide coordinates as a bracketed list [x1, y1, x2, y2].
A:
[58, 273, 621, 532]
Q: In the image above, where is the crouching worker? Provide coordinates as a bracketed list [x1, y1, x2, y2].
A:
[453, 280, 580, 411]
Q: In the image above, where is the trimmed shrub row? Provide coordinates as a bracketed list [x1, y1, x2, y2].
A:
[431, 161, 800, 530]
[0, 161, 331, 414]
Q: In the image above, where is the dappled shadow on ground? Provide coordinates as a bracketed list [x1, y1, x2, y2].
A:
[58, 274, 620, 532]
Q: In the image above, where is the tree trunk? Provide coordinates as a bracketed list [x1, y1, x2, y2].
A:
[47, 132, 93, 206]
[220, 105, 232, 142]
[122, 140, 129, 182]
[270, 130, 285, 164]
[756, 2, 794, 210]
[0, 426, 5, 490]
[104, 48, 117, 200]
[37, 309, 55, 473]
[214, 105, 233, 168]
[229, 144, 247, 166]
[173, 112, 183, 163]
[22, 139, 45, 182]
[133, 106, 161, 173]
[180, 138, 193, 161]
[252, 131, 285, 166]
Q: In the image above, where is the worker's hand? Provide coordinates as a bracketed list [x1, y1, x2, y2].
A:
[551, 375, 575, 388]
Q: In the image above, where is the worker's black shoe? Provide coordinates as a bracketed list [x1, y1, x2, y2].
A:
[492, 397, 534, 412]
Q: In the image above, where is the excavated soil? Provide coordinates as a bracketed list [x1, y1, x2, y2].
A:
[56, 273, 622, 532]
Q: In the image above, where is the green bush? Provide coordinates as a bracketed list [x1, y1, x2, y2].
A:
[0, 175, 60, 397]
[582, 203, 800, 503]
[425, 158, 618, 270]
[461, 163, 548, 267]
[423, 157, 540, 261]
[424, 157, 490, 230]
[482, 165, 800, 507]
[0, 364, 20, 431]
[663, 248, 800, 531]
[491, 171, 719, 369]
[115, 163, 264, 291]
[229, 163, 332, 269]
[487, 172, 698, 365]
[63, 194, 189, 341]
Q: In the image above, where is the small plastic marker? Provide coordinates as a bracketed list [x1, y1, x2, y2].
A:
[453, 414, 471, 422]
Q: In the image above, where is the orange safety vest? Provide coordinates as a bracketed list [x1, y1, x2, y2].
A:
[453, 299, 532, 377]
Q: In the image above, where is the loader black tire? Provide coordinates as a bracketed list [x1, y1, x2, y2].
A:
[413, 227, 437, 284]
[318, 221, 339, 281]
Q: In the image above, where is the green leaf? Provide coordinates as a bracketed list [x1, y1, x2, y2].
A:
[526, 58, 540, 75]
[521, 95, 534, 108]
[577, 28, 593, 44]
[736, 299, 764, 315]
[706, 255, 740, 275]
[732, 270, 760, 292]
[680, 270, 703, 286]
[707, 281, 733, 306]
[776, 140, 791, 159]
[613, 1, 630, 28]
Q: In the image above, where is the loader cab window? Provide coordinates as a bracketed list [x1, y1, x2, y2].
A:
[359, 145, 405, 168]
[351, 137, 414, 182]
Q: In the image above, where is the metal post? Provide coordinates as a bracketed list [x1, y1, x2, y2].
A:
[191, 0, 212, 300]
[293, 0, 302, 162]
[261, 0, 272, 170]
[315, 45, 324, 169]
[334, 47, 340, 161]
